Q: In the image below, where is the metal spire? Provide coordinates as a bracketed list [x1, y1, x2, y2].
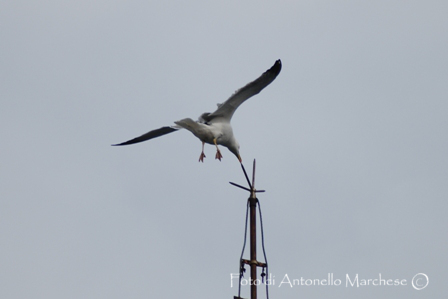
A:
[231, 160, 268, 299]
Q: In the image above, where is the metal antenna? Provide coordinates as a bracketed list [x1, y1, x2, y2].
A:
[230, 160, 267, 299]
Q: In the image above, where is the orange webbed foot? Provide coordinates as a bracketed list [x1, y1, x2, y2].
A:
[215, 150, 223, 161]
[199, 152, 206, 162]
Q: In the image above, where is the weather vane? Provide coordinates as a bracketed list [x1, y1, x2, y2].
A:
[231, 160, 269, 299]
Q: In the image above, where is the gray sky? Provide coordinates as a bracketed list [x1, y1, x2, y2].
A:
[1, 1, 447, 298]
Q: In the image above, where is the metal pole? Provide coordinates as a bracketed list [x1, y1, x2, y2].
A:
[231, 160, 266, 299]
[250, 196, 257, 299]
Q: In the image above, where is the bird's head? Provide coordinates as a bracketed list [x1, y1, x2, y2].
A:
[228, 141, 242, 163]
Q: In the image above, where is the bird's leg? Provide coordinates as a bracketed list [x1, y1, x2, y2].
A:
[213, 138, 223, 161]
[199, 141, 206, 162]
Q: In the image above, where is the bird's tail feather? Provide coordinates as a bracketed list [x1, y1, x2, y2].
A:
[174, 118, 200, 132]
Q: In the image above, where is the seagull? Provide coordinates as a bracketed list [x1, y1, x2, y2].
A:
[113, 59, 282, 163]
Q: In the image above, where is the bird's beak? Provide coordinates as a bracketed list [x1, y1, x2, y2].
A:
[238, 155, 242, 163]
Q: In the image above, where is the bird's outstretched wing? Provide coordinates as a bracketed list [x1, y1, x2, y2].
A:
[204, 59, 282, 122]
[112, 126, 179, 146]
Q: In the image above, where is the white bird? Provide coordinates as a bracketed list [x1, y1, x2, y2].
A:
[113, 59, 282, 163]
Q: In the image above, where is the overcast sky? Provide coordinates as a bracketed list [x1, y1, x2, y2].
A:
[1, 1, 447, 298]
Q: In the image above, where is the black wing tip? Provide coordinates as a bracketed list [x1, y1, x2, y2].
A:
[263, 59, 282, 78]
[111, 140, 133, 146]
[271, 59, 282, 74]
